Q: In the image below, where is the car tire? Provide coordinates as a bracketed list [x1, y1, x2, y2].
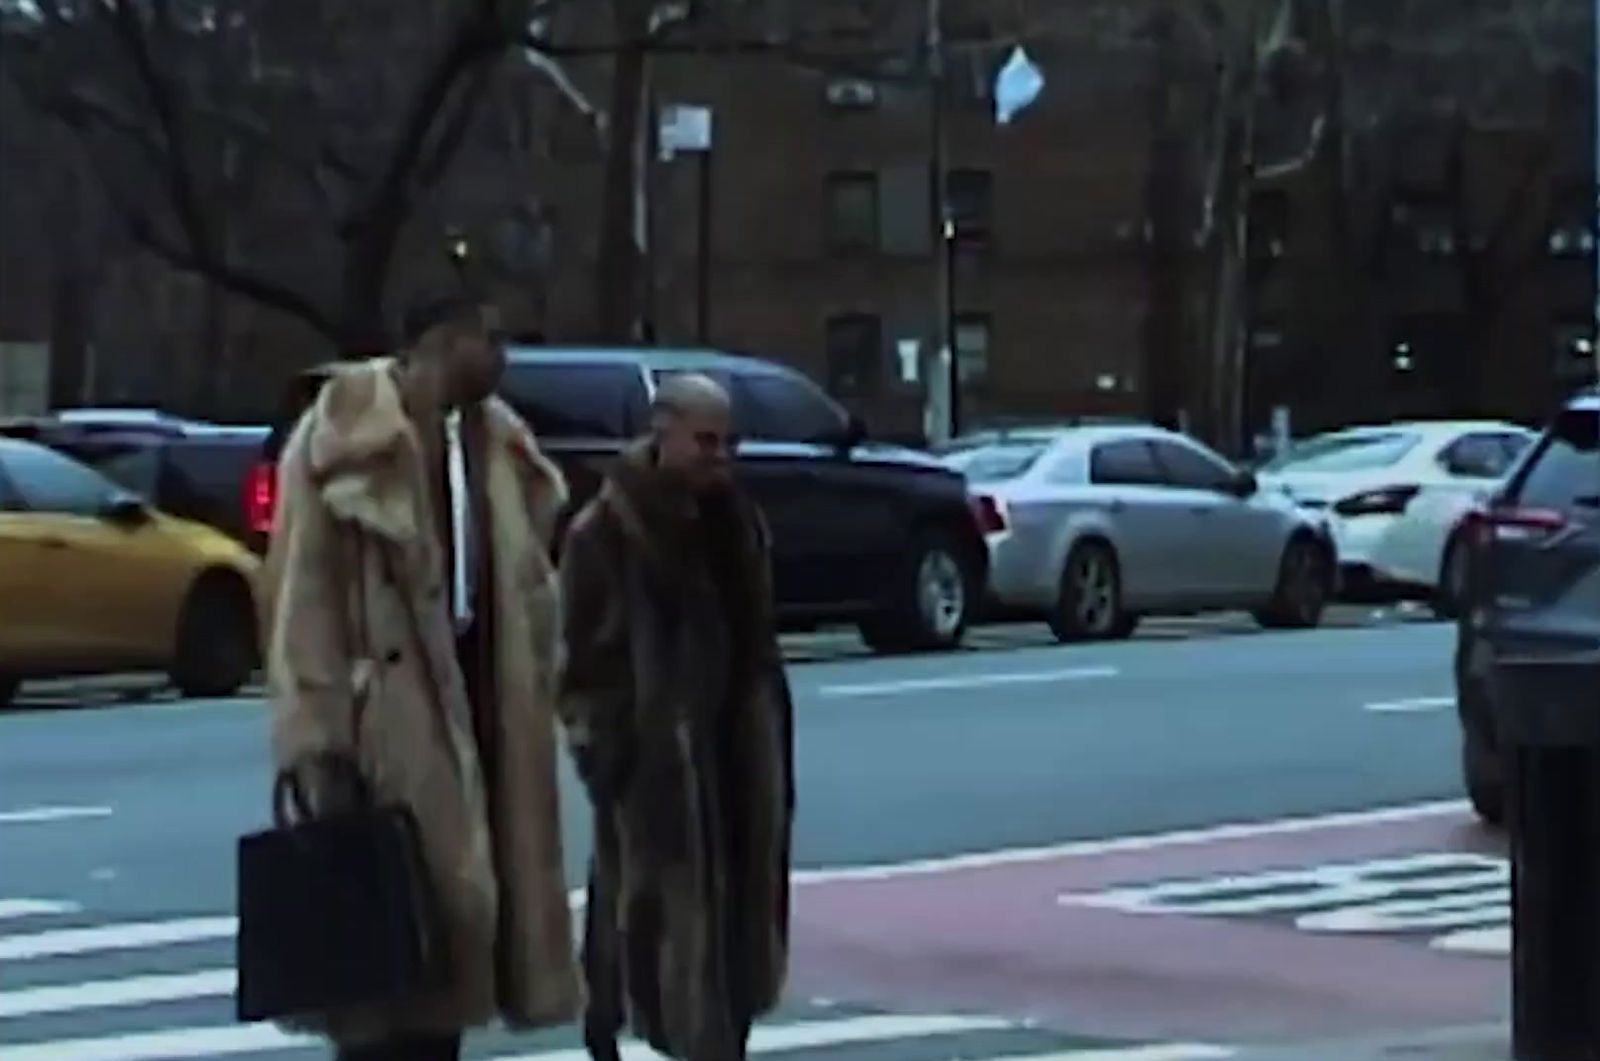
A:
[1431, 535, 1468, 622]
[859, 530, 975, 655]
[170, 574, 259, 699]
[1462, 724, 1505, 828]
[1048, 540, 1129, 643]
[1255, 536, 1330, 630]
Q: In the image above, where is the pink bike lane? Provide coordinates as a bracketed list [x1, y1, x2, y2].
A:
[787, 801, 1510, 1047]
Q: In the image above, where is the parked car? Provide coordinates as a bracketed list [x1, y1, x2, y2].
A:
[1453, 389, 1599, 826]
[0, 410, 271, 551]
[936, 425, 1337, 641]
[1258, 420, 1536, 614]
[255, 348, 989, 653]
[0, 437, 261, 707]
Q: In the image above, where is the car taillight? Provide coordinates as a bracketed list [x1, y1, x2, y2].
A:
[1333, 484, 1421, 517]
[970, 493, 1009, 534]
[245, 461, 278, 535]
[1483, 505, 1569, 542]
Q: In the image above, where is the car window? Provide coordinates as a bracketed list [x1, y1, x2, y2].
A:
[1498, 432, 1535, 466]
[1152, 439, 1236, 491]
[1263, 431, 1418, 472]
[1089, 439, 1162, 486]
[0, 442, 121, 516]
[501, 361, 647, 439]
[1440, 434, 1518, 479]
[731, 372, 847, 444]
[1512, 409, 1599, 513]
[942, 442, 1050, 483]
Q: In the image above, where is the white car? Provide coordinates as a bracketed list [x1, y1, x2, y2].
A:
[1258, 420, 1537, 615]
[937, 425, 1336, 641]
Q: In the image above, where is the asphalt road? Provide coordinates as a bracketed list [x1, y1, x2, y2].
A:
[0, 618, 1465, 1059]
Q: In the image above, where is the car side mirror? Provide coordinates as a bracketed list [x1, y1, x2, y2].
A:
[1229, 470, 1259, 497]
[839, 413, 868, 451]
[100, 493, 150, 527]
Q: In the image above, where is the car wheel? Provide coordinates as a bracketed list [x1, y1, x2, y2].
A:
[1255, 537, 1329, 630]
[170, 574, 259, 699]
[1463, 724, 1505, 828]
[1049, 541, 1127, 643]
[1432, 535, 1468, 622]
[860, 530, 975, 654]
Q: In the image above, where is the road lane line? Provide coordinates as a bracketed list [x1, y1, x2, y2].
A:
[0, 899, 79, 921]
[792, 799, 1470, 884]
[0, 968, 235, 1018]
[496, 1014, 1017, 1060]
[0, 805, 113, 826]
[1364, 695, 1454, 713]
[1432, 925, 1511, 956]
[819, 665, 1119, 698]
[0, 916, 237, 961]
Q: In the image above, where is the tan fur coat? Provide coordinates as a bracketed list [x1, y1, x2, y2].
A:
[263, 359, 579, 1044]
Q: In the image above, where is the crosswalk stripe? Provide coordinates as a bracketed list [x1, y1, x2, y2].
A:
[0, 968, 236, 1018]
[0, 1013, 1015, 1061]
[0, 916, 237, 961]
[0, 1023, 310, 1061]
[0, 899, 79, 921]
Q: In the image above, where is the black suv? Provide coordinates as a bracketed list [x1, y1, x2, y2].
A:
[1456, 387, 1600, 824]
[260, 348, 988, 653]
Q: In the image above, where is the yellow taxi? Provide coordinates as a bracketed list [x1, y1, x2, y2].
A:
[0, 437, 260, 707]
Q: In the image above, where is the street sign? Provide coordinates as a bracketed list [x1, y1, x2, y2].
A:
[659, 103, 712, 159]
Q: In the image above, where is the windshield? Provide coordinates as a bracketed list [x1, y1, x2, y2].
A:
[940, 442, 1050, 481]
[1263, 431, 1420, 473]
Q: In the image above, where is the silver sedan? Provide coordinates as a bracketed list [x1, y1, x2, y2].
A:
[937, 425, 1337, 641]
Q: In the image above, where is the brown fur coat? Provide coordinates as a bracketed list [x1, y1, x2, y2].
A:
[559, 442, 795, 1061]
[263, 359, 579, 1044]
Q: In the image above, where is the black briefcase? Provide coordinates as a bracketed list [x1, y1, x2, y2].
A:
[235, 759, 445, 1023]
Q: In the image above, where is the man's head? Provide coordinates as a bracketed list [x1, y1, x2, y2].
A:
[651, 373, 736, 492]
[399, 293, 506, 407]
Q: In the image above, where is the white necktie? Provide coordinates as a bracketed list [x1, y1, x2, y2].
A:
[445, 409, 473, 632]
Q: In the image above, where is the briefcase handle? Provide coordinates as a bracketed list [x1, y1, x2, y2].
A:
[273, 753, 373, 828]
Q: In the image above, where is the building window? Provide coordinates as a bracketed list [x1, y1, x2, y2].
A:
[825, 313, 884, 396]
[946, 169, 993, 247]
[954, 312, 991, 386]
[825, 172, 880, 253]
[1389, 189, 1456, 257]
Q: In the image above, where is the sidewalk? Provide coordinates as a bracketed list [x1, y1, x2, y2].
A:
[1231, 1024, 1511, 1060]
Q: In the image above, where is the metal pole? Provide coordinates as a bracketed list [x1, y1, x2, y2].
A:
[696, 148, 712, 345]
[928, 0, 958, 440]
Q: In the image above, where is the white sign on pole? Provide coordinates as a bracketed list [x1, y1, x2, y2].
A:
[659, 104, 713, 160]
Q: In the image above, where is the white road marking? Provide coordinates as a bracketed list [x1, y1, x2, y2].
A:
[819, 665, 1120, 698]
[0, 1014, 1016, 1061]
[0, 899, 78, 921]
[0, 968, 235, 1018]
[1364, 695, 1454, 713]
[0, 805, 113, 826]
[792, 799, 1470, 885]
[0, 1023, 311, 1060]
[1005, 1048, 1236, 1061]
[497, 1014, 1016, 1061]
[1432, 925, 1511, 956]
[0, 916, 237, 961]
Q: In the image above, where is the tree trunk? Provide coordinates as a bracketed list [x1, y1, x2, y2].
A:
[1141, 0, 1186, 430]
[594, 0, 650, 342]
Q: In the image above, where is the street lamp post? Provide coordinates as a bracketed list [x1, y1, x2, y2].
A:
[927, 0, 959, 442]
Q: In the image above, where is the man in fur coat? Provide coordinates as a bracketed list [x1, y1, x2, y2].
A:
[264, 295, 579, 1060]
[560, 373, 795, 1061]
